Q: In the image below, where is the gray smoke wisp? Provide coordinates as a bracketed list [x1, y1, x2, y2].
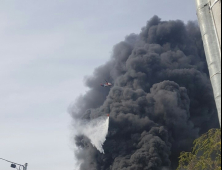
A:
[71, 16, 219, 170]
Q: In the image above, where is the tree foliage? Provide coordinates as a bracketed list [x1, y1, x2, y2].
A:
[177, 128, 221, 170]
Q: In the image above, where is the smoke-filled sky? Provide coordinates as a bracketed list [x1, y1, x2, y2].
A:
[72, 16, 220, 170]
[0, 0, 204, 170]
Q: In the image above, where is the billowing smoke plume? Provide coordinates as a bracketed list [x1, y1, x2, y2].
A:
[71, 16, 219, 170]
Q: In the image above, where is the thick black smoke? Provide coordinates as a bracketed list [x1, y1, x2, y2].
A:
[71, 16, 219, 170]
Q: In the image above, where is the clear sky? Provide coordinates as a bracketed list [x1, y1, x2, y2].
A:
[0, 1, 197, 170]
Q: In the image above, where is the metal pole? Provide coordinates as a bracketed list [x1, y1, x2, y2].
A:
[24, 163, 28, 170]
[0, 158, 27, 170]
[195, 0, 221, 127]
[0, 158, 23, 167]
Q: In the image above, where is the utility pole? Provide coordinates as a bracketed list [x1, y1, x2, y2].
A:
[0, 158, 28, 170]
[24, 163, 28, 170]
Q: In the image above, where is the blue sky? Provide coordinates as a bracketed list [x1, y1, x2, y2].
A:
[0, 1, 197, 170]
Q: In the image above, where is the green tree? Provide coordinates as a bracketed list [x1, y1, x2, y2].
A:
[177, 129, 221, 170]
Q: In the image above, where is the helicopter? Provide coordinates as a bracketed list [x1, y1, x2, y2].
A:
[101, 80, 112, 87]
